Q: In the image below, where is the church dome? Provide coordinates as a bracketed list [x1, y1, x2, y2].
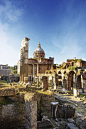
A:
[34, 43, 45, 58]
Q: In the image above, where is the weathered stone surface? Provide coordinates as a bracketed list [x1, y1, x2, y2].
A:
[56, 105, 75, 119]
[37, 120, 53, 128]
[67, 118, 75, 123]
[43, 76, 48, 91]
[75, 118, 82, 128]
[66, 123, 79, 129]
[0, 88, 15, 96]
[0, 102, 25, 129]
[26, 82, 31, 88]
[82, 117, 86, 128]
[24, 93, 37, 129]
[75, 117, 86, 129]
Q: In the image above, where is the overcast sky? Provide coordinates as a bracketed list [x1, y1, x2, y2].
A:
[0, 0, 86, 66]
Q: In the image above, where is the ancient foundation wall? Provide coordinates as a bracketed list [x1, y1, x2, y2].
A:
[0, 102, 25, 129]
[0, 88, 15, 96]
[24, 93, 37, 129]
[24, 91, 55, 129]
[39, 92, 55, 117]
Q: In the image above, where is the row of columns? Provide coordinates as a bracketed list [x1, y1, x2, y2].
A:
[50, 72, 84, 91]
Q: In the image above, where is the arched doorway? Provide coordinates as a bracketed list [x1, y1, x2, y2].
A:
[55, 73, 58, 86]
[77, 75, 81, 89]
[68, 71, 75, 90]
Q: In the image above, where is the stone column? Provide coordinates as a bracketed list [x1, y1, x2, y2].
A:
[22, 47, 24, 82]
[24, 93, 37, 129]
[79, 75, 83, 93]
[24, 37, 30, 83]
[20, 49, 22, 82]
[37, 76, 39, 87]
[62, 78, 67, 94]
[81, 75, 83, 88]
[37, 64, 39, 76]
[20, 37, 30, 83]
[62, 73, 64, 86]
[33, 64, 34, 82]
[52, 76, 54, 89]
[73, 74, 76, 83]
[73, 82, 79, 97]
[43, 76, 48, 91]
[66, 77, 69, 90]
[53, 75, 56, 89]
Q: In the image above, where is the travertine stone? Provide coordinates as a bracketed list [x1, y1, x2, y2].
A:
[43, 76, 48, 91]
[24, 93, 37, 129]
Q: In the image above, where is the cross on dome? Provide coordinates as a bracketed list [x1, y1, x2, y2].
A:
[38, 42, 41, 48]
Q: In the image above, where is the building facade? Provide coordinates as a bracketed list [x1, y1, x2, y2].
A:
[19, 37, 54, 83]
[0, 64, 11, 77]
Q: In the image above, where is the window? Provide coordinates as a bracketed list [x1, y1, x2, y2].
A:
[58, 71, 61, 74]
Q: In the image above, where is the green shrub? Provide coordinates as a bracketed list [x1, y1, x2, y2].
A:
[68, 66, 76, 70]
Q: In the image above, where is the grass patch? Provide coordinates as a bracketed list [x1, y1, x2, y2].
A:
[0, 80, 8, 83]
[0, 97, 13, 106]
[79, 94, 86, 98]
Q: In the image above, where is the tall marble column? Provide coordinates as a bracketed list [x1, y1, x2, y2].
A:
[33, 64, 34, 82]
[37, 64, 39, 76]
[20, 37, 30, 83]
[24, 37, 30, 83]
[62, 73, 64, 86]
[20, 49, 22, 82]
[81, 75, 83, 88]
[22, 47, 24, 82]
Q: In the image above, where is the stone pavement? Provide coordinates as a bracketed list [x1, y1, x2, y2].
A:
[54, 93, 86, 117]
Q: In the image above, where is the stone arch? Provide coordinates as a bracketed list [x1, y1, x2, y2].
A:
[72, 62, 74, 66]
[49, 71, 52, 74]
[55, 73, 58, 86]
[58, 71, 61, 74]
[77, 75, 81, 89]
[68, 71, 75, 90]
[64, 71, 66, 74]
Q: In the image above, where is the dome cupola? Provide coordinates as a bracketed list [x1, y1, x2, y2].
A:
[34, 42, 45, 59]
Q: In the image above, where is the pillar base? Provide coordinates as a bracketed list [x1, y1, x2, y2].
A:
[79, 89, 83, 93]
[54, 85, 56, 90]
[73, 88, 79, 97]
[24, 77, 28, 83]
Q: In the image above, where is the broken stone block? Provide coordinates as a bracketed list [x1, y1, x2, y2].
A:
[56, 105, 75, 119]
[67, 118, 75, 123]
[42, 116, 48, 121]
[66, 123, 79, 129]
[43, 76, 48, 91]
[37, 119, 53, 128]
[51, 102, 58, 119]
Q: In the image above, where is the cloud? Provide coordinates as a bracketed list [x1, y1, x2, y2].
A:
[52, 33, 82, 64]
[0, 21, 20, 66]
[0, 0, 23, 66]
[0, 0, 23, 22]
